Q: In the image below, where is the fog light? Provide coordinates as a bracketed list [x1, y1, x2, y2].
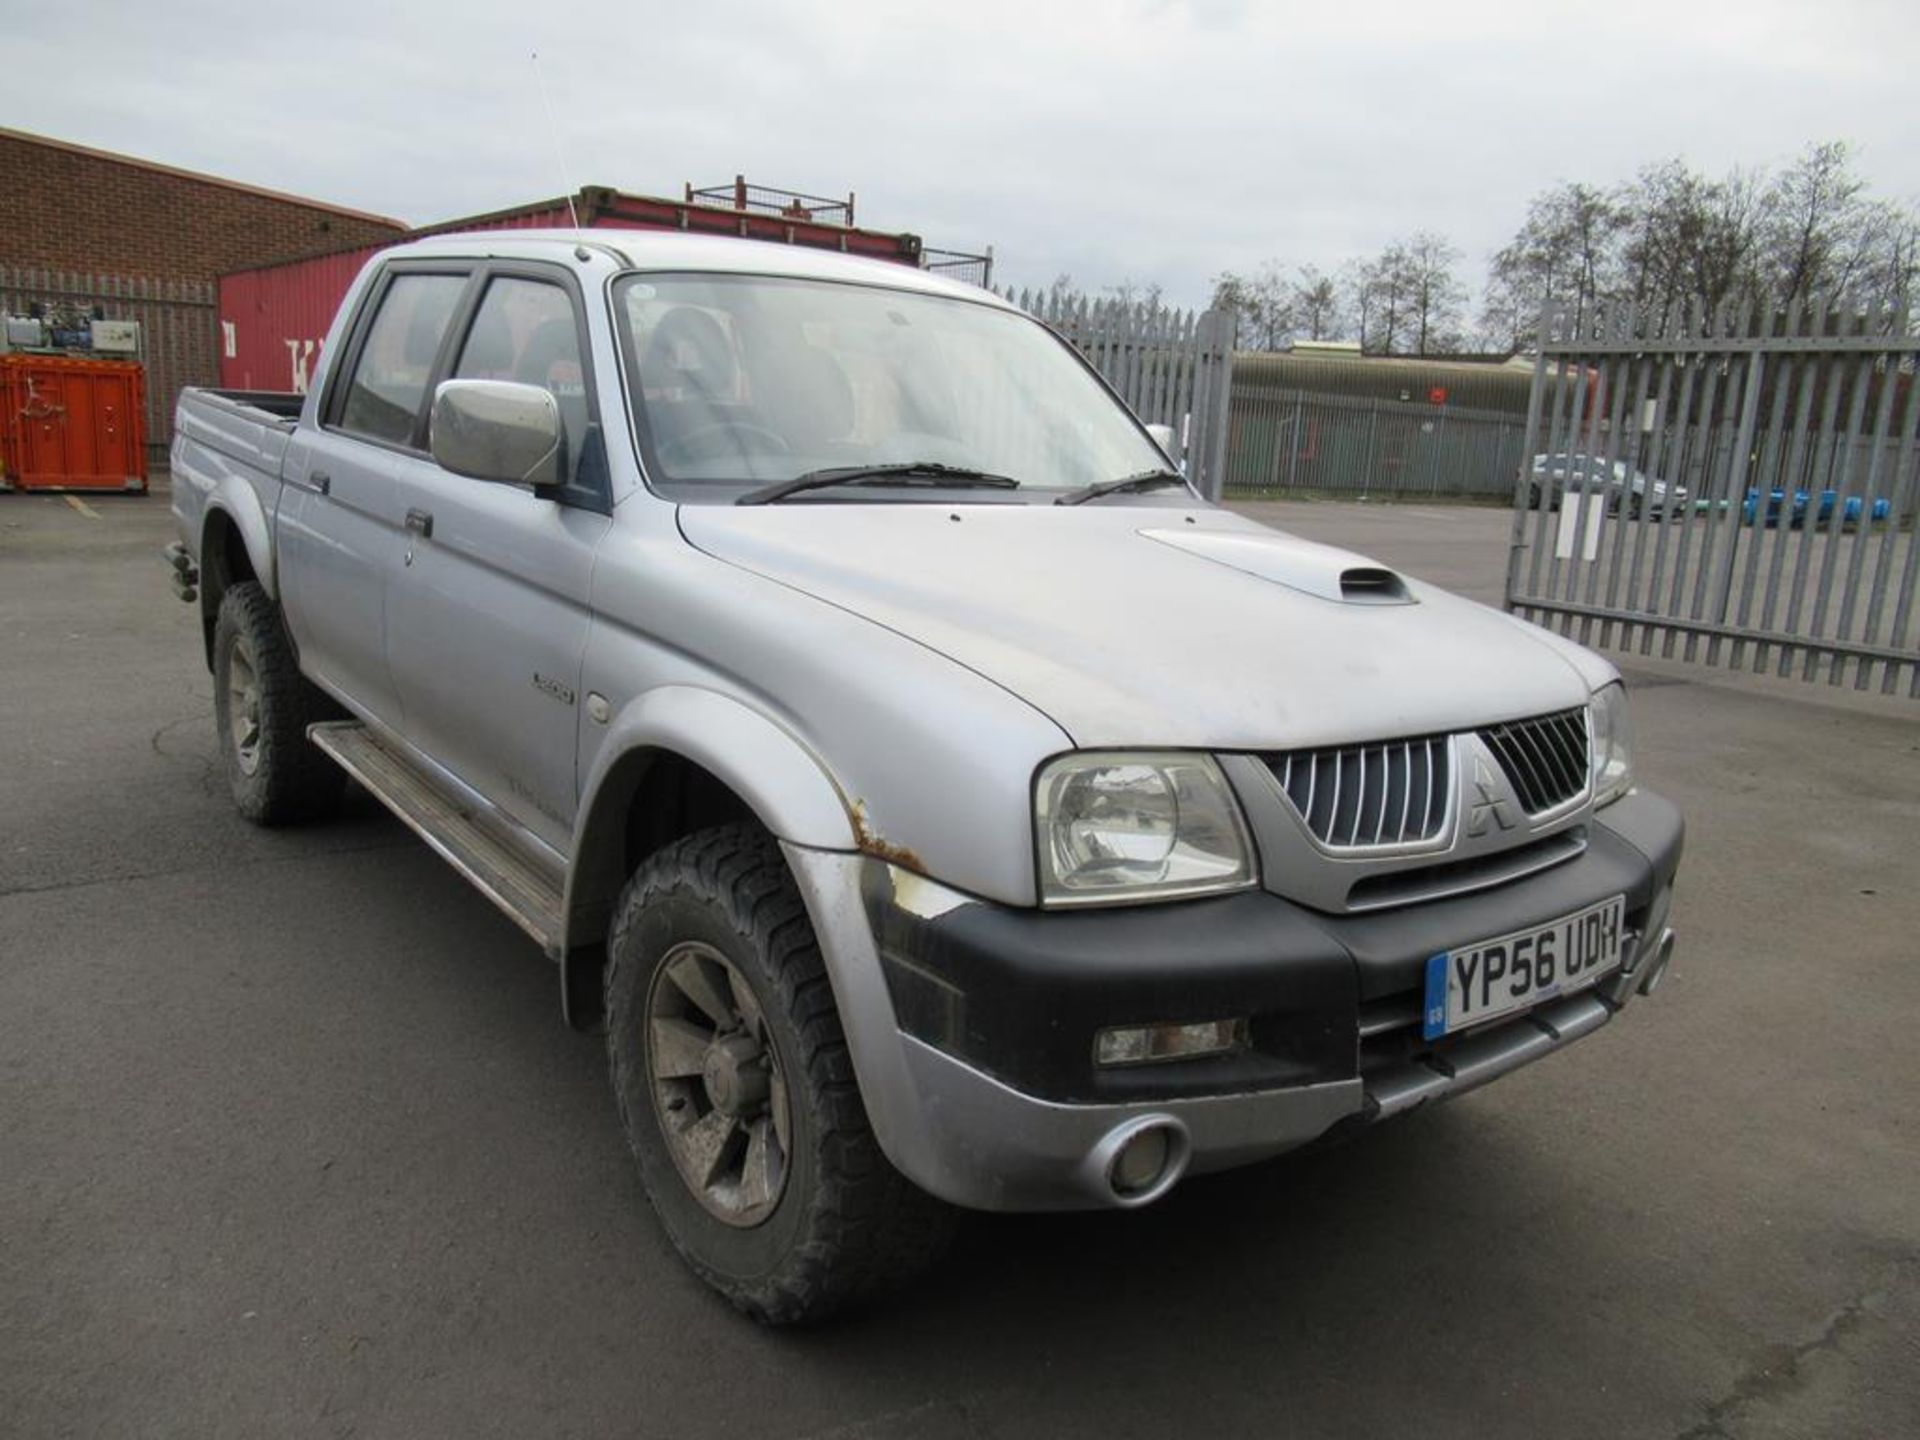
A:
[1095, 1019, 1243, 1067]
[1110, 1126, 1172, 1196]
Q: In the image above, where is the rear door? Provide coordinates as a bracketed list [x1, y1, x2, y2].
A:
[277, 264, 472, 727]
[382, 264, 612, 852]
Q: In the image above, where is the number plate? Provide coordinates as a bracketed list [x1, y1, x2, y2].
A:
[1422, 896, 1625, 1040]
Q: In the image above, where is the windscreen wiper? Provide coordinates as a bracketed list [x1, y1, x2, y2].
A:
[736, 463, 1020, 506]
[1053, 468, 1192, 506]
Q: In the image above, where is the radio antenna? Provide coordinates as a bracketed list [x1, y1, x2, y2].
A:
[530, 51, 582, 229]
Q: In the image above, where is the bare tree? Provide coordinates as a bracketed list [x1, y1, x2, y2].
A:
[1350, 247, 1409, 354]
[1104, 276, 1166, 311]
[1339, 259, 1374, 351]
[1617, 159, 1765, 322]
[1401, 232, 1467, 354]
[1482, 182, 1624, 348]
[1208, 261, 1294, 349]
[1694, 168, 1766, 317]
[1853, 201, 1920, 313]
[1762, 141, 1868, 306]
[1292, 265, 1341, 341]
[1349, 237, 1464, 355]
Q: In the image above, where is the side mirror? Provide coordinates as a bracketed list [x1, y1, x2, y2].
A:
[430, 380, 566, 488]
[1145, 422, 1176, 456]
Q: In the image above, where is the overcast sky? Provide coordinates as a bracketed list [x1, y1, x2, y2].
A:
[12, 0, 1920, 309]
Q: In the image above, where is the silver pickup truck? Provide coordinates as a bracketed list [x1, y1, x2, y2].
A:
[168, 231, 1682, 1323]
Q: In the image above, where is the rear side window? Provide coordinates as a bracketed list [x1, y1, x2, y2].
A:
[337, 273, 467, 446]
[453, 277, 589, 481]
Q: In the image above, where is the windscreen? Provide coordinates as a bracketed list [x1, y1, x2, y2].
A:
[613, 273, 1165, 499]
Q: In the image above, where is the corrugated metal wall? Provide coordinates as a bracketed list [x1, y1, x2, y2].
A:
[218, 245, 382, 393]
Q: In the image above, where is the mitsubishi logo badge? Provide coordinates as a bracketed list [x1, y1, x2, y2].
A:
[1467, 756, 1519, 836]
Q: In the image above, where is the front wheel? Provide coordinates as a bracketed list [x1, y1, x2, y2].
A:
[212, 582, 344, 824]
[605, 824, 953, 1323]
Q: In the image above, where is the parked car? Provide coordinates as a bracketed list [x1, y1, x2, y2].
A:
[166, 232, 1683, 1323]
[1526, 452, 1688, 519]
[1739, 487, 1894, 530]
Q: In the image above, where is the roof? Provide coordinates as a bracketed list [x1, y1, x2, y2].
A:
[388, 229, 1008, 306]
[0, 126, 407, 230]
[1271, 345, 1522, 367]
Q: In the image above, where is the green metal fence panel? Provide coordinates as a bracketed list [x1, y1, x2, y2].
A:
[1222, 387, 1528, 499]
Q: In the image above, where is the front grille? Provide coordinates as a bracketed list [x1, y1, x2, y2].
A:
[1269, 735, 1451, 850]
[1344, 828, 1587, 911]
[1477, 708, 1590, 815]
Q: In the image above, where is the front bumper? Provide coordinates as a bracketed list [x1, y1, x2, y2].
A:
[783, 789, 1682, 1213]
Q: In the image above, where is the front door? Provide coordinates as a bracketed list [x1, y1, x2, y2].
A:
[383, 267, 611, 854]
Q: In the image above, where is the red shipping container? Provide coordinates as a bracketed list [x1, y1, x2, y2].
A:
[0, 354, 149, 493]
[219, 185, 936, 392]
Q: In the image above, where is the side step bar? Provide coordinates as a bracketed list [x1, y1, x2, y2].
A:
[308, 721, 565, 958]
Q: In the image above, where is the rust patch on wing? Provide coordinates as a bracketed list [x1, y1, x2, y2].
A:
[849, 801, 925, 874]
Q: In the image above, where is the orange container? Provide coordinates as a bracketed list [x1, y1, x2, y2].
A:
[0, 354, 148, 493]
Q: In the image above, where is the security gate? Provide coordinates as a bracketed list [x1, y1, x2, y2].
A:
[1505, 300, 1920, 696]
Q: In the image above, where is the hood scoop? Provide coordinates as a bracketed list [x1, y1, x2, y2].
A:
[1140, 528, 1415, 605]
[1336, 566, 1409, 603]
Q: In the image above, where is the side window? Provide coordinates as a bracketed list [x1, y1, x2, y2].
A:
[337, 273, 468, 446]
[454, 277, 589, 480]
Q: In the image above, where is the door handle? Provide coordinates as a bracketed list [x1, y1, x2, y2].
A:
[309, 470, 331, 496]
[404, 508, 434, 539]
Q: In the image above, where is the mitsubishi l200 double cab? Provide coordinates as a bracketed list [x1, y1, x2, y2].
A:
[168, 231, 1682, 1322]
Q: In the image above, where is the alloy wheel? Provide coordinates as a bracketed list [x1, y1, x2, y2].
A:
[645, 940, 792, 1227]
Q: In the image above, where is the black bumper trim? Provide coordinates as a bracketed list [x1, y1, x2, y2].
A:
[862, 791, 1683, 1105]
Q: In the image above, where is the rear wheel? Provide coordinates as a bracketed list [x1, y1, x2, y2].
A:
[212, 582, 344, 825]
[605, 824, 953, 1324]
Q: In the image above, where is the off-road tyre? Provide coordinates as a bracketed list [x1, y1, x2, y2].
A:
[606, 823, 954, 1324]
[212, 581, 345, 825]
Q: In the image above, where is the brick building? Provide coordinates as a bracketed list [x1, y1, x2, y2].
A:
[0, 126, 405, 458]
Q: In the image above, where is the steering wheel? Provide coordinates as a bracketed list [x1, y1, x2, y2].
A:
[657, 420, 792, 465]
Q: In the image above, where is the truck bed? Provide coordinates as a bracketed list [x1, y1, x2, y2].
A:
[170, 387, 306, 586]
[173, 387, 299, 471]
[195, 389, 305, 423]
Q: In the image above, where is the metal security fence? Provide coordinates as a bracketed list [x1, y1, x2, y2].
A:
[0, 266, 217, 459]
[1223, 388, 1529, 499]
[1505, 299, 1920, 696]
[1008, 290, 1238, 499]
[921, 247, 994, 288]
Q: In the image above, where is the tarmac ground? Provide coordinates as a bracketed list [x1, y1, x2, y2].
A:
[2, 481, 1915, 1439]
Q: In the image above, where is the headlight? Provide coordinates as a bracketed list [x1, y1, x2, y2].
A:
[1034, 752, 1256, 906]
[1590, 681, 1635, 807]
